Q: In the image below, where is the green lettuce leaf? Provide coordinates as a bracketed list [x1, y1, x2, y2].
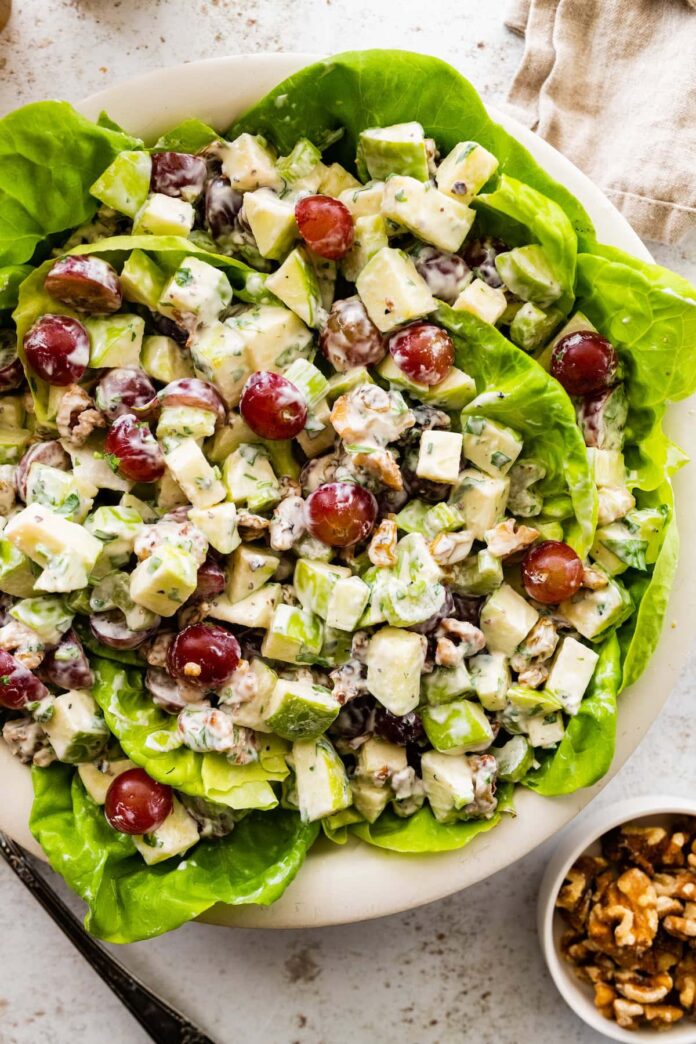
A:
[353, 784, 514, 853]
[91, 659, 289, 810]
[523, 634, 620, 795]
[0, 265, 33, 311]
[153, 118, 220, 152]
[30, 763, 318, 942]
[437, 304, 597, 556]
[229, 50, 596, 246]
[0, 101, 139, 266]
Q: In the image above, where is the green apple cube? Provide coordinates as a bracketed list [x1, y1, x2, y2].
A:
[468, 651, 510, 711]
[43, 690, 109, 764]
[25, 464, 94, 522]
[326, 576, 371, 631]
[382, 176, 475, 253]
[377, 353, 476, 410]
[506, 683, 563, 717]
[261, 604, 324, 664]
[292, 736, 352, 823]
[9, 596, 73, 645]
[495, 736, 533, 783]
[266, 247, 325, 328]
[462, 415, 523, 478]
[0, 395, 25, 428]
[395, 532, 442, 584]
[351, 779, 390, 823]
[449, 469, 510, 540]
[338, 181, 385, 219]
[243, 188, 297, 260]
[294, 559, 350, 618]
[296, 401, 336, 458]
[282, 358, 328, 410]
[130, 544, 198, 616]
[189, 502, 240, 555]
[205, 413, 257, 463]
[77, 757, 136, 805]
[559, 574, 633, 640]
[190, 320, 249, 407]
[366, 626, 425, 715]
[421, 750, 475, 822]
[157, 405, 217, 445]
[219, 133, 282, 193]
[382, 576, 447, 627]
[510, 302, 563, 352]
[35, 553, 91, 594]
[357, 122, 430, 182]
[422, 662, 473, 705]
[546, 636, 599, 716]
[133, 797, 200, 866]
[313, 626, 353, 669]
[435, 141, 499, 204]
[85, 313, 144, 369]
[141, 334, 195, 383]
[495, 245, 562, 309]
[85, 505, 143, 558]
[219, 658, 278, 733]
[587, 448, 625, 488]
[417, 430, 463, 484]
[276, 137, 323, 189]
[593, 507, 668, 573]
[395, 498, 431, 535]
[158, 257, 233, 328]
[222, 443, 280, 513]
[265, 677, 340, 740]
[90, 150, 152, 217]
[0, 538, 37, 597]
[318, 162, 361, 197]
[225, 544, 279, 603]
[133, 192, 195, 236]
[6, 504, 102, 573]
[480, 583, 539, 656]
[454, 278, 508, 326]
[356, 247, 436, 332]
[525, 712, 565, 749]
[226, 304, 313, 373]
[120, 249, 166, 310]
[422, 502, 465, 538]
[0, 427, 30, 465]
[341, 213, 389, 282]
[208, 583, 280, 630]
[422, 699, 494, 755]
[164, 439, 225, 510]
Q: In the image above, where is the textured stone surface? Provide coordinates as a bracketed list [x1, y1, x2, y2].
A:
[0, 4, 693, 1042]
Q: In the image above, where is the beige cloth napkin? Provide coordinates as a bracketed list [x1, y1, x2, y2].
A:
[504, 0, 696, 246]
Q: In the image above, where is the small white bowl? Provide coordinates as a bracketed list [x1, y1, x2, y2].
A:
[538, 795, 696, 1043]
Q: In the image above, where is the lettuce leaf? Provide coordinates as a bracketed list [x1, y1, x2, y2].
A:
[353, 784, 514, 853]
[523, 635, 621, 795]
[0, 101, 139, 266]
[153, 118, 220, 152]
[0, 265, 33, 311]
[30, 762, 318, 942]
[91, 659, 289, 810]
[437, 304, 597, 557]
[229, 50, 596, 247]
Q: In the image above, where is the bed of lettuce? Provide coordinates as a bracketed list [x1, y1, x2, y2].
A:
[1, 50, 694, 938]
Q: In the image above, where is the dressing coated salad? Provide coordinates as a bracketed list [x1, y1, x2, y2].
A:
[0, 50, 693, 942]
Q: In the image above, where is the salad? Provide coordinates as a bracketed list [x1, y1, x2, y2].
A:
[0, 51, 695, 943]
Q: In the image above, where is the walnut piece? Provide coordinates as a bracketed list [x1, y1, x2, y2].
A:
[588, 867, 658, 957]
[368, 516, 398, 567]
[351, 448, 403, 490]
[56, 384, 105, 445]
[483, 518, 539, 558]
[429, 529, 475, 566]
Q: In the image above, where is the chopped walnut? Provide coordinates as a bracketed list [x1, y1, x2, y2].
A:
[329, 658, 368, 705]
[2, 717, 55, 767]
[236, 510, 271, 538]
[653, 870, 696, 901]
[557, 855, 609, 931]
[675, 951, 696, 1014]
[368, 516, 398, 567]
[351, 448, 403, 490]
[429, 529, 474, 566]
[278, 475, 302, 499]
[613, 997, 645, 1029]
[484, 518, 539, 557]
[351, 630, 371, 663]
[588, 868, 659, 955]
[614, 969, 672, 1004]
[436, 618, 486, 656]
[142, 630, 175, 668]
[0, 465, 16, 515]
[643, 1003, 685, 1027]
[269, 495, 306, 551]
[0, 620, 45, 670]
[511, 617, 559, 673]
[462, 753, 498, 818]
[56, 384, 105, 445]
[330, 384, 415, 448]
[177, 600, 210, 628]
[663, 903, 696, 941]
[594, 980, 617, 1019]
[597, 486, 635, 526]
[517, 664, 549, 689]
[582, 565, 609, 590]
[134, 519, 208, 565]
[603, 823, 689, 875]
[300, 451, 340, 494]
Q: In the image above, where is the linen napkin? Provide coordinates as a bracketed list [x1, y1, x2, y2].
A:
[504, 0, 696, 246]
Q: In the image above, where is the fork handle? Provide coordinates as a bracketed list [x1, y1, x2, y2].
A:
[0, 834, 215, 1044]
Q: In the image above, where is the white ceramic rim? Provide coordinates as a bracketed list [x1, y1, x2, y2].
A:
[537, 797, 696, 1042]
[2, 52, 695, 930]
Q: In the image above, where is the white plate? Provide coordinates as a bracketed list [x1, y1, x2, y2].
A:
[2, 53, 694, 930]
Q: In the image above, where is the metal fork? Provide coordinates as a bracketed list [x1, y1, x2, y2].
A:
[0, 832, 216, 1044]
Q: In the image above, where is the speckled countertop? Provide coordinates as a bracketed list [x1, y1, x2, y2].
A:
[0, 3, 694, 1042]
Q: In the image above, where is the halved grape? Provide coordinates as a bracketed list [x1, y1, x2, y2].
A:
[90, 609, 156, 650]
[295, 195, 354, 260]
[319, 296, 385, 372]
[521, 540, 583, 604]
[16, 440, 70, 502]
[373, 706, 426, 746]
[413, 245, 472, 304]
[159, 377, 226, 425]
[105, 768, 172, 834]
[167, 623, 240, 690]
[145, 667, 189, 714]
[96, 369, 158, 422]
[104, 415, 165, 483]
[462, 237, 508, 288]
[0, 650, 49, 709]
[306, 482, 378, 547]
[151, 152, 207, 200]
[389, 323, 454, 386]
[40, 629, 93, 690]
[44, 256, 122, 314]
[551, 331, 618, 397]
[192, 558, 226, 601]
[23, 314, 89, 386]
[149, 312, 189, 345]
[204, 176, 243, 239]
[239, 371, 307, 440]
[0, 332, 26, 392]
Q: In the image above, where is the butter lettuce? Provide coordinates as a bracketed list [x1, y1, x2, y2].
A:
[437, 304, 597, 557]
[91, 660, 289, 810]
[30, 762, 318, 943]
